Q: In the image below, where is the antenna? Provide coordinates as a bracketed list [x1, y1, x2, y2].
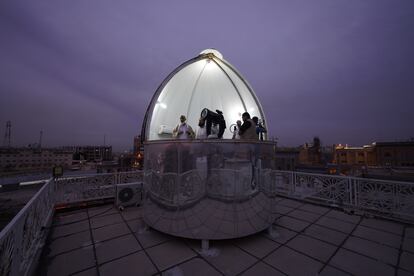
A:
[3, 121, 11, 147]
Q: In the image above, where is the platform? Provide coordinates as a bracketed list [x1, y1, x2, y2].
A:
[37, 197, 414, 276]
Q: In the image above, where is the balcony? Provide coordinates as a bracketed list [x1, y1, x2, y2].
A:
[0, 170, 413, 276]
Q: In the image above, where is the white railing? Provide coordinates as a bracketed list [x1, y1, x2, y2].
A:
[0, 179, 54, 276]
[0, 170, 143, 276]
[271, 170, 414, 222]
[0, 172, 51, 187]
[54, 171, 143, 205]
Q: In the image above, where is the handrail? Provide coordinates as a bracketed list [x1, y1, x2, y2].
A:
[0, 179, 54, 276]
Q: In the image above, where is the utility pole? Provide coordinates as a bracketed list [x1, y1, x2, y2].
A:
[3, 121, 11, 147]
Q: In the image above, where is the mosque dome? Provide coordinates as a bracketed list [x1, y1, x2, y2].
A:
[142, 49, 267, 140]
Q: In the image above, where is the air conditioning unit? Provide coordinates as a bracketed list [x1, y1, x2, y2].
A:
[158, 125, 173, 135]
[116, 182, 143, 208]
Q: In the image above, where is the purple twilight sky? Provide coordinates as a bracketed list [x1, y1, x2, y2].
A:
[1, 0, 413, 151]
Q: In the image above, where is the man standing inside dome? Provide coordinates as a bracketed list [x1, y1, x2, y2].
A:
[239, 112, 258, 140]
[173, 115, 195, 139]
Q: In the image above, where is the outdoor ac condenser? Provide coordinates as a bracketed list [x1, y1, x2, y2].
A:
[158, 125, 173, 134]
[116, 182, 143, 208]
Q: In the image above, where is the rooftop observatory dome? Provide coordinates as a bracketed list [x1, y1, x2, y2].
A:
[142, 49, 267, 140]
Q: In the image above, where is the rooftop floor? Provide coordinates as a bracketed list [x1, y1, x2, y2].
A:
[37, 197, 414, 276]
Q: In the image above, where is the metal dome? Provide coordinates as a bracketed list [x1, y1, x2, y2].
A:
[142, 49, 267, 140]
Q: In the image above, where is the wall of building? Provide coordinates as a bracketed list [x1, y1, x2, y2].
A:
[275, 149, 299, 171]
[61, 146, 113, 161]
[333, 142, 414, 168]
[0, 147, 72, 172]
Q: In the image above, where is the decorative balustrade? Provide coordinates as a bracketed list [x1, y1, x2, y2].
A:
[0, 179, 54, 276]
[272, 170, 414, 221]
[354, 177, 414, 220]
[0, 170, 143, 276]
[54, 171, 144, 205]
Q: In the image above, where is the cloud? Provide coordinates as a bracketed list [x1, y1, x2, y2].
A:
[1, 0, 414, 150]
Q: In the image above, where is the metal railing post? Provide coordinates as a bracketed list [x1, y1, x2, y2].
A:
[353, 178, 358, 208]
[394, 182, 399, 217]
[348, 177, 353, 206]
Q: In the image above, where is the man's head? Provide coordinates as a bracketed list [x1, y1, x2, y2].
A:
[252, 116, 259, 125]
[241, 112, 250, 122]
[180, 115, 186, 123]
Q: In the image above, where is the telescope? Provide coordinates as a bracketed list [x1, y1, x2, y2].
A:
[200, 108, 226, 138]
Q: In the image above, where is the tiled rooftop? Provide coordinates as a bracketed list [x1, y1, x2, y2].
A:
[37, 197, 414, 276]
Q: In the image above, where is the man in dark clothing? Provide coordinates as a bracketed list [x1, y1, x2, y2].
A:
[239, 112, 258, 140]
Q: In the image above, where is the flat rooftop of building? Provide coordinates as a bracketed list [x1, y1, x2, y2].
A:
[37, 197, 414, 276]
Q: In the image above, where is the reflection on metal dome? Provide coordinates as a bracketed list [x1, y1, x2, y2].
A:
[142, 49, 267, 140]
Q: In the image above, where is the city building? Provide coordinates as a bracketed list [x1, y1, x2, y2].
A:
[298, 137, 323, 166]
[332, 141, 414, 179]
[295, 137, 335, 174]
[61, 145, 113, 162]
[133, 135, 144, 169]
[274, 147, 300, 171]
[333, 141, 414, 168]
[97, 153, 136, 173]
[373, 141, 414, 167]
[333, 144, 375, 167]
[0, 147, 72, 173]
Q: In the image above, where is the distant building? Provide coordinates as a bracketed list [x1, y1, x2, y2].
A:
[133, 135, 143, 169]
[0, 147, 72, 173]
[332, 141, 414, 178]
[333, 141, 414, 168]
[298, 137, 323, 166]
[333, 144, 373, 167]
[133, 135, 143, 154]
[293, 137, 335, 174]
[275, 147, 300, 171]
[61, 145, 113, 162]
[373, 142, 414, 167]
[97, 153, 135, 173]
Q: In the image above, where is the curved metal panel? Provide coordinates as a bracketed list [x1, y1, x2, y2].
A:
[143, 140, 278, 240]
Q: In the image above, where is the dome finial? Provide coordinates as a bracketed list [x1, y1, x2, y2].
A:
[199, 48, 223, 60]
